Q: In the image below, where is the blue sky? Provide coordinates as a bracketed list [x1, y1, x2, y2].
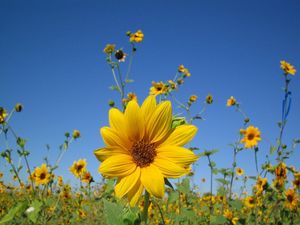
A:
[1, 0, 300, 192]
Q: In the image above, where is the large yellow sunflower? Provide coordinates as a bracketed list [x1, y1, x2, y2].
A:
[94, 95, 198, 206]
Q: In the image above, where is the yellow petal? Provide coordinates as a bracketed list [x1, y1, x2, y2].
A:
[140, 164, 164, 198]
[100, 127, 131, 149]
[99, 154, 136, 178]
[127, 180, 144, 206]
[153, 157, 189, 178]
[146, 101, 172, 143]
[124, 100, 144, 141]
[140, 95, 156, 123]
[109, 108, 127, 138]
[94, 147, 129, 162]
[115, 167, 140, 199]
[156, 146, 199, 167]
[161, 124, 197, 147]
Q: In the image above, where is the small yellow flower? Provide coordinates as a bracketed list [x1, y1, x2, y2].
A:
[244, 196, 255, 208]
[15, 103, 23, 112]
[31, 164, 51, 185]
[280, 60, 296, 75]
[255, 176, 267, 194]
[178, 65, 185, 73]
[273, 162, 287, 188]
[0, 107, 8, 124]
[285, 188, 298, 210]
[240, 126, 261, 148]
[130, 30, 144, 43]
[227, 96, 236, 107]
[189, 95, 198, 103]
[81, 171, 93, 184]
[72, 130, 81, 139]
[103, 44, 115, 54]
[77, 209, 87, 219]
[168, 80, 177, 90]
[206, 94, 213, 104]
[127, 92, 138, 102]
[236, 167, 244, 176]
[57, 176, 63, 186]
[69, 159, 87, 178]
[149, 81, 168, 96]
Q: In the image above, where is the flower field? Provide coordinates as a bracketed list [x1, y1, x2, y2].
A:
[0, 30, 299, 225]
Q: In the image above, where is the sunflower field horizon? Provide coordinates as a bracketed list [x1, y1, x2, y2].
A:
[1, 1, 300, 224]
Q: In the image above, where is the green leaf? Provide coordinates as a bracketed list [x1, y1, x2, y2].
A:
[0, 202, 27, 224]
[270, 146, 276, 154]
[215, 178, 229, 185]
[103, 199, 123, 225]
[168, 191, 179, 204]
[177, 178, 190, 194]
[27, 200, 43, 223]
[211, 215, 227, 225]
[229, 199, 243, 210]
[171, 117, 186, 129]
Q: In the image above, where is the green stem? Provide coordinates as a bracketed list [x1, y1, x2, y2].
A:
[254, 148, 259, 175]
[142, 191, 150, 224]
[154, 200, 166, 225]
[229, 148, 237, 200]
[125, 46, 135, 80]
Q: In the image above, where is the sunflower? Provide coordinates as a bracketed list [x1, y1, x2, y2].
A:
[280, 60, 296, 75]
[129, 30, 144, 43]
[227, 96, 236, 107]
[255, 176, 267, 194]
[32, 164, 51, 185]
[0, 107, 8, 124]
[81, 171, 93, 184]
[236, 167, 244, 176]
[69, 159, 87, 178]
[149, 81, 168, 96]
[94, 96, 198, 206]
[240, 126, 261, 148]
[285, 188, 298, 210]
[244, 196, 255, 208]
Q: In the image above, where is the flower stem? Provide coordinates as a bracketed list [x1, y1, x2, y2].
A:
[142, 191, 150, 224]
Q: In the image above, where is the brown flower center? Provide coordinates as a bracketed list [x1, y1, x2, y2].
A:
[131, 140, 156, 167]
[287, 194, 294, 202]
[247, 133, 255, 140]
[40, 172, 46, 180]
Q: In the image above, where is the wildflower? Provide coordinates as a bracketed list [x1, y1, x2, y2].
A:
[115, 50, 127, 62]
[57, 176, 63, 186]
[240, 126, 261, 148]
[0, 107, 8, 124]
[94, 95, 198, 206]
[72, 130, 81, 139]
[129, 30, 144, 43]
[224, 209, 238, 225]
[280, 60, 296, 75]
[31, 164, 51, 185]
[127, 92, 138, 102]
[15, 103, 23, 112]
[285, 188, 298, 210]
[81, 171, 93, 184]
[189, 95, 198, 103]
[77, 209, 87, 219]
[176, 78, 184, 85]
[255, 176, 267, 194]
[103, 44, 115, 54]
[244, 196, 255, 208]
[168, 80, 177, 90]
[292, 172, 300, 189]
[227, 96, 236, 107]
[149, 81, 168, 96]
[206, 94, 213, 104]
[178, 65, 186, 73]
[69, 159, 87, 178]
[236, 167, 244, 176]
[273, 162, 287, 188]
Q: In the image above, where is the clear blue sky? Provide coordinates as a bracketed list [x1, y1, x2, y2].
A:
[1, 0, 300, 192]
